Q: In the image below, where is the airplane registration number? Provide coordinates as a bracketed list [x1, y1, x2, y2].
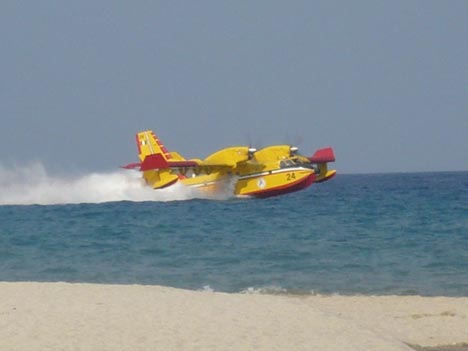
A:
[286, 173, 296, 181]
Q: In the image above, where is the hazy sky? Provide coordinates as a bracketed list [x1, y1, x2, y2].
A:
[1, 1, 467, 174]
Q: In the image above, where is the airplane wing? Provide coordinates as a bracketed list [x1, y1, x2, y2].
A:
[123, 132, 250, 172]
[122, 154, 237, 172]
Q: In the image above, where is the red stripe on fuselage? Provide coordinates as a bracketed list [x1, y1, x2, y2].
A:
[247, 173, 316, 198]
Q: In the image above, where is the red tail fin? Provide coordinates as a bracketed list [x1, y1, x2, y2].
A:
[310, 147, 335, 163]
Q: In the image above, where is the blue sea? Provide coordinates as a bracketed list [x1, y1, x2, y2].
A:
[1, 171, 468, 296]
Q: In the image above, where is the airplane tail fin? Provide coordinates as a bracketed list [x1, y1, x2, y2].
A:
[135, 130, 179, 189]
[309, 147, 336, 183]
[136, 130, 173, 162]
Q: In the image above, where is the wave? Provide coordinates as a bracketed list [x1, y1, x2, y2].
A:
[0, 162, 234, 205]
[198, 285, 322, 296]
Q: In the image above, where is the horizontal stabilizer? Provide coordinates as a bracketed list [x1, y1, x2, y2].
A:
[140, 154, 168, 171]
[120, 162, 141, 169]
[140, 154, 200, 171]
[310, 147, 335, 163]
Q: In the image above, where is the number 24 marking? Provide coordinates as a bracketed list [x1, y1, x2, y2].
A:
[286, 173, 296, 181]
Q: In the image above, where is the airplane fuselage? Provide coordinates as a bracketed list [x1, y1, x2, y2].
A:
[174, 164, 316, 197]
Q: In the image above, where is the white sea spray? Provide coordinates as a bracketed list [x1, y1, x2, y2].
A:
[0, 162, 234, 205]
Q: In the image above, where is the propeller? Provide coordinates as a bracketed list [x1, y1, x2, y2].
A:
[284, 131, 302, 157]
[245, 132, 262, 159]
[248, 147, 257, 159]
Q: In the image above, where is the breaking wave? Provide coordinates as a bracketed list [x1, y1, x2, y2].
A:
[0, 162, 235, 205]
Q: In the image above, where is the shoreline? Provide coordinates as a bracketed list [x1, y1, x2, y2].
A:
[1, 282, 467, 351]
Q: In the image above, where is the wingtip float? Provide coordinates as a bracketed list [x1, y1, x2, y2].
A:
[122, 130, 336, 198]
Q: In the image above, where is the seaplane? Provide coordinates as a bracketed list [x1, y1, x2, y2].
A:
[122, 130, 336, 198]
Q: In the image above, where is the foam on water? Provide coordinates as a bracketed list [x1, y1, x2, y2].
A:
[0, 162, 234, 205]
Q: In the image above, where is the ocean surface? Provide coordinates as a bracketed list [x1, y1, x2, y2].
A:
[1, 169, 468, 296]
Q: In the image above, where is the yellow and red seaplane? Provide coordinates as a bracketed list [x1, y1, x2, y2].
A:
[123, 130, 336, 198]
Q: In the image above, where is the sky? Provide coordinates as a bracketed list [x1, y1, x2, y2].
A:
[1, 1, 467, 174]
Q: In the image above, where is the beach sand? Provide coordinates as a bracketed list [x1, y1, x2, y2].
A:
[1, 282, 467, 351]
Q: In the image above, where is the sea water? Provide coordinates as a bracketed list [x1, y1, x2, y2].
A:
[1, 169, 467, 296]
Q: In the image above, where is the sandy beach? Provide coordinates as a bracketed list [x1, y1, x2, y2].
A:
[1, 282, 467, 351]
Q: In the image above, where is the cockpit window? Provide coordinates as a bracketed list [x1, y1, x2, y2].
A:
[280, 160, 296, 168]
